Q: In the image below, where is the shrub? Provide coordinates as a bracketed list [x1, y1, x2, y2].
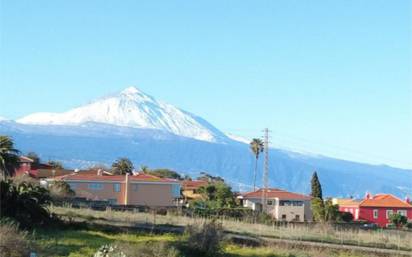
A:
[49, 180, 75, 199]
[12, 173, 40, 186]
[339, 212, 354, 222]
[0, 220, 31, 257]
[389, 213, 407, 228]
[0, 179, 53, 228]
[185, 220, 224, 256]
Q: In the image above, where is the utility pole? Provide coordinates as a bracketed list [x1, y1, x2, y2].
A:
[261, 128, 270, 213]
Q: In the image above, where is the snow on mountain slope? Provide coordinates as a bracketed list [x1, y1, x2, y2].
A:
[225, 133, 250, 144]
[17, 87, 228, 142]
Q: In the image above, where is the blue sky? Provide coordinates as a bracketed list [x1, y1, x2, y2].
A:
[1, 0, 411, 168]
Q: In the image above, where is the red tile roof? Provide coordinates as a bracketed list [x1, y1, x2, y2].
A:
[334, 198, 361, 206]
[58, 172, 178, 183]
[359, 194, 412, 208]
[242, 188, 312, 200]
[181, 180, 208, 190]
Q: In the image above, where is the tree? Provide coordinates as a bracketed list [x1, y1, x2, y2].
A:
[140, 165, 150, 173]
[112, 158, 134, 175]
[389, 213, 408, 228]
[311, 197, 325, 222]
[196, 182, 236, 208]
[324, 198, 340, 222]
[26, 152, 40, 165]
[250, 138, 264, 191]
[49, 180, 75, 198]
[197, 172, 224, 183]
[184, 175, 192, 180]
[0, 135, 20, 177]
[311, 171, 323, 199]
[311, 197, 340, 223]
[147, 168, 182, 180]
[47, 160, 64, 169]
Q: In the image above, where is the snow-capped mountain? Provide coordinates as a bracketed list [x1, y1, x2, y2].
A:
[3, 86, 411, 197]
[17, 87, 227, 142]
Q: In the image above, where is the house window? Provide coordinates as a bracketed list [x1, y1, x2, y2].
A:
[171, 184, 180, 197]
[267, 200, 273, 205]
[295, 215, 300, 221]
[373, 209, 378, 219]
[68, 182, 77, 189]
[279, 200, 303, 206]
[386, 210, 393, 219]
[281, 214, 287, 220]
[108, 199, 117, 205]
[133, 184, 139, 191]
[113, 183, 121, 192]
[88, 183, 103, 190]
[397, 210, 407, 216]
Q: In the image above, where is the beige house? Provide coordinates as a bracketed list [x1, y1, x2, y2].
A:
[181, 180, 208, 201]
[239, 188, 313, 222]
[57, 171, 181, 207]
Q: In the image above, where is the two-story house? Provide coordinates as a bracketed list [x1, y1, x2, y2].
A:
[238, 188, 313, 222]
[57, 171, 181, 207]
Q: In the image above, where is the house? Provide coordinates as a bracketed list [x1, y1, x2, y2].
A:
[181, 180, 208, 201]
[14, 156, 34, 176]
[238, 188, 313, 222]
[336, 193, 412, 227]
[32, 168, 74, 179]
[14, 158, 74, 179]
[57, 171, 181, 207]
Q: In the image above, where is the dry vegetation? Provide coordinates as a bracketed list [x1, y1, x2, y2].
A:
[0, 221, 32, 257]
[50, 205, 412, 251]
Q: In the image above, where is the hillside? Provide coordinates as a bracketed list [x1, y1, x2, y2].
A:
[1, 120, 410, 197]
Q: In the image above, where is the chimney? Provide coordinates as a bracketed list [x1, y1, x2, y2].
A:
[364, 192, 371, 199]
[405, 197, 411, 204]
[97, 169, 102, 176]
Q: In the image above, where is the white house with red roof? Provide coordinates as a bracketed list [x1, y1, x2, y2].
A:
[238, 188, 313, 222]
[55, 171, 181, 207]
[336, 193, 412, 227]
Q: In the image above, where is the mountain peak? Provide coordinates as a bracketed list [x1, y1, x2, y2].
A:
[16, 86, 228, 143]
[121, 86, 141, 95]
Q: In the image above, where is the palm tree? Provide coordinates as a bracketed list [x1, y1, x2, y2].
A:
[250, 138, 264, 191]
[111, 157, 134, 175]
[0, 135, 20, 178]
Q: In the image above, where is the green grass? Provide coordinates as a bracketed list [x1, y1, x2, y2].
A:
[224, 244, 388, 257]
[31, 227, 387, 257]
[50, 205, 412, 252]
[33, 228, 178, 257]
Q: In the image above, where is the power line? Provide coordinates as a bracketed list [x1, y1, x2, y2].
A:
[223, 128, 412, 168]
